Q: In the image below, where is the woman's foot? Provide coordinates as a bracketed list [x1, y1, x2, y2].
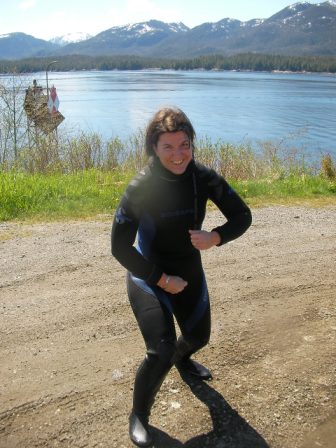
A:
[176, 358, 213, 380]
[129, 411, 153, 447]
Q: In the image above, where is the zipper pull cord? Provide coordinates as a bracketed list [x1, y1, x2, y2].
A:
[192, 172, 198, 230]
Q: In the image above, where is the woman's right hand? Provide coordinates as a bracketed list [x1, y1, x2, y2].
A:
[157, 273, 188, 294]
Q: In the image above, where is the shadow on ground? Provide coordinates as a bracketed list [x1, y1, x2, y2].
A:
[151, 371, 269, 448]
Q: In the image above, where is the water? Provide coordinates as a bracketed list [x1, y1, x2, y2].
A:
[12, 70, 336, 157]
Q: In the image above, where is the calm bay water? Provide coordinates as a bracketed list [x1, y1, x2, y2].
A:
[30, 70, 336, 157]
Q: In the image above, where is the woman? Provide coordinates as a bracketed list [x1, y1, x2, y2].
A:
[111, 107, 252, 447]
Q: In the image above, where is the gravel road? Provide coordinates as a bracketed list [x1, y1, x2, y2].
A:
[0, 206, 335, 448]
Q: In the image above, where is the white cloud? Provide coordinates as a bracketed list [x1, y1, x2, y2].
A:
[18, 0, 37, 11]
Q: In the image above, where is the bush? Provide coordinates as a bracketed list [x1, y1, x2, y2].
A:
[320, 154, 335, 179]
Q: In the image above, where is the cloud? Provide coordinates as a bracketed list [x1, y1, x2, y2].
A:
[18, 0, 38, 11]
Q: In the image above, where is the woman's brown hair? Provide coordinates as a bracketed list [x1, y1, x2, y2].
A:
[145, 107, 196, 157]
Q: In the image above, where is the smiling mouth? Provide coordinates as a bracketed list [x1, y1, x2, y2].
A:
[172, 160, 184, 165]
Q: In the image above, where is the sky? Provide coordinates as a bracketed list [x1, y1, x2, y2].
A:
[0, 0, 325, 41]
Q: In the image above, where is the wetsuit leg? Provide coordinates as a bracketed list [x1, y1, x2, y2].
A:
[168, 266, 211, 362]
[127, 273, 177, 418]
[175, 302, 211, 361]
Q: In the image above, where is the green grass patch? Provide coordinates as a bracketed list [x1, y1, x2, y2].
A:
[1, 170, 335, 222]
[231, 175, 336, 199]
[0, 169, 133, 221]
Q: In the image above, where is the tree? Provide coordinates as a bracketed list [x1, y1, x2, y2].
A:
[0, 73, 30, 165]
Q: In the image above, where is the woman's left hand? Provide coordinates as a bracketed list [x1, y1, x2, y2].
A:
[189, 230, 221, 250]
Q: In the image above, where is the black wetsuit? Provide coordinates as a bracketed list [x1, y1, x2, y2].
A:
[111, 157, 252, 418]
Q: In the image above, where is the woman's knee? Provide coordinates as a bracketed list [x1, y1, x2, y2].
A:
[146, 338, 177, 367]
[177, 333, 209, 358]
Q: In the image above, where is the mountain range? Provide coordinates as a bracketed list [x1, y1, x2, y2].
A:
[0, 1, 335, 60]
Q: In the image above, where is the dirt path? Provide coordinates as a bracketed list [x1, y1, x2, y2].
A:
[0, 206, 335, 448]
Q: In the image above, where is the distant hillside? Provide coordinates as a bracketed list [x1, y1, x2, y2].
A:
[149, 2, 336, 57]
[0, 33, 57, 60]
[0, 2, 335, 60]
[53, 20, 189, 57]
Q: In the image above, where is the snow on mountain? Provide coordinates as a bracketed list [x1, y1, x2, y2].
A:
[50, 32, 92, 46]
[241, 18, 265, 28]
[167, 22, 190, 33]
[288, 2, 311, 11]
[106, 20, 189, 36]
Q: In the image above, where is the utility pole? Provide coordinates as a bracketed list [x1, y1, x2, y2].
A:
[46, 61, 58, 98]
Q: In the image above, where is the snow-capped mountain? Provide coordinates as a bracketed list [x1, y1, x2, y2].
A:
[54, 20, 189, 56]
[106, 21, 189, 36]
[0, 2, 335, 59]
[49, 32, 92, 46]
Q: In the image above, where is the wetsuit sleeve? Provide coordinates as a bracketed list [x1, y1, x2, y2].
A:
[111, 184, 163, 285]
[205, 168, 252, 246]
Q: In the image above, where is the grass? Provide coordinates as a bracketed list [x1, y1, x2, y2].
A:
[1, 130, 335, 222]
[232, 175, 336, 199]
[1, 169, 335, 222]
[0, 169, 133, 221]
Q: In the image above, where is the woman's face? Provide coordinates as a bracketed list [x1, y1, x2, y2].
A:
[154, 131, 193, 175]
